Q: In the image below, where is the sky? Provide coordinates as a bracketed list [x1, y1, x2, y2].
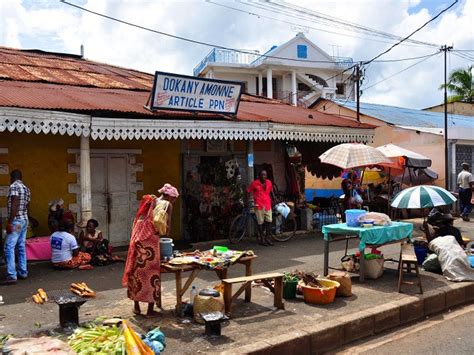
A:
[0, 0, 473, 109]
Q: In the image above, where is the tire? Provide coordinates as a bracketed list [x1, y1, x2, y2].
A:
[229, 214, 247, 244]
[272, 214, 296, 242]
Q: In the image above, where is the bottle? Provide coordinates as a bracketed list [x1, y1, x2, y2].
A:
[190, 286, 197, 305]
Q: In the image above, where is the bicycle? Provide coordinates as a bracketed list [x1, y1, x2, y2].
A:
[228, 204, 297, 244]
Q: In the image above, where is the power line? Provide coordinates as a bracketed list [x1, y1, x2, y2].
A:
[60, 0, 438, 66]
[250, 0, 439, 48]
[362, 52, 442, 91]
[206, 0, 433, 49]
[452, 52, 474, 62]
[363, 0, 458, 65]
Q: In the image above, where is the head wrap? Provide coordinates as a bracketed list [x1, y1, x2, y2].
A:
[158, 183, 180, 198]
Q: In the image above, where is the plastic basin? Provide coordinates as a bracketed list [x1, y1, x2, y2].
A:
[345, 209, 367, 227]
[299, 279, 340, 305]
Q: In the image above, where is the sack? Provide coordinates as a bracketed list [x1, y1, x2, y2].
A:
[153, 199, 170, 236]
[364, 258, 384, 280]
[328, 271, 352, 297]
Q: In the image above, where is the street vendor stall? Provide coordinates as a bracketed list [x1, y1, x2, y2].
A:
[322, 221, 413, 282]
[159, 249, 256, 314]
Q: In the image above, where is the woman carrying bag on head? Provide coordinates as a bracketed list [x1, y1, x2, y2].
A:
[122, 183, 179, 317]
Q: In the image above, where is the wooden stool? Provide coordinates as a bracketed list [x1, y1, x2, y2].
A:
[398, 243, 423, 294]
[222, 272, 285, 316]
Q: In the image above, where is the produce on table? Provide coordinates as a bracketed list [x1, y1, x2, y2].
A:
[32, 288, 48, 304]
[70, 282, 96, 298]
[68, 324, 124, 354]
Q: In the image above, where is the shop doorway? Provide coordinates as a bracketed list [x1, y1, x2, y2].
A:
[90, 154, 132, 246]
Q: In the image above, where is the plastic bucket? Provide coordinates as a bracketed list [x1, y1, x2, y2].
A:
[299, 279, 340, 305]
[414, 245, 428, 265]
[283, 280, 298, 299]
[160, 238, 174, 259]
[345, 209, 367, 227]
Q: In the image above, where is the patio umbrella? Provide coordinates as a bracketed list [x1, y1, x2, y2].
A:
[319, 143, 391, 169]
[376, 144, 432, 170]
[391, 185, 456, 209]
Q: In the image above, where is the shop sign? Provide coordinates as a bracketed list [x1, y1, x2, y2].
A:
[150, 71, 243, 114]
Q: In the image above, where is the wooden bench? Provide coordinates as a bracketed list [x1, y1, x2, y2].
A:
[222, 272, 285, 315]
[398, 243, 423, 294]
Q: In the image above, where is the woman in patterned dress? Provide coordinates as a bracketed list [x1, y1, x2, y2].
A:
[122, 184, 179, 317]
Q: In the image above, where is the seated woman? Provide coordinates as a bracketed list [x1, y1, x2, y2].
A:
[423, 213, 466, 248]
[79, 219, 104, 253]
[51, 221, 91, 269]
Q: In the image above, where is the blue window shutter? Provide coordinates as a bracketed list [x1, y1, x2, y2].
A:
[297, 45, 307, 59]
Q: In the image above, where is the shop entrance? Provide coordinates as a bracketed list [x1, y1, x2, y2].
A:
[182, 149, 246, 243]
[90, 154, 132, 246]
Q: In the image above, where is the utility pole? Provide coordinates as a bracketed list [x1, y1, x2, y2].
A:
[441, 45, 453, 190]
[356, 63, 361, 122]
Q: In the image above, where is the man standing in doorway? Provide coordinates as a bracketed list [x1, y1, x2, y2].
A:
[2, 170, 31, 285]
[247, 170, 274, 246]
[457, 163, 474, 222]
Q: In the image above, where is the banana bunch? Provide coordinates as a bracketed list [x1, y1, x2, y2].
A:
[32, 288, 48, 304]
[70, 282, 96, 298]
[68, 324, 125, 354]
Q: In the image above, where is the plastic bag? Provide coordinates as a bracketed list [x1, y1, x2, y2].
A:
[122, 320, 154, 355]
[275, 203, 290, 219]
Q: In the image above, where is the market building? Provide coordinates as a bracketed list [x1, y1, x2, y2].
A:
[0, 47, 373, 246]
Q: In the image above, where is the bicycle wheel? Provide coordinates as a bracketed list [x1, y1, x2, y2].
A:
[228, 214, 247, 244]
[272, 214, 297, 242]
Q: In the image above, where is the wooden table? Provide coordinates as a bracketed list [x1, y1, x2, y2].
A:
[160, 255, 256, 315]
[322, 222, 413, 282]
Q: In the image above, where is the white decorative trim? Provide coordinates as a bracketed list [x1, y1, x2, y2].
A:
[67, 148, 142, 155]
[91, 117, 374, 143]
[0, 107, 374, 143]
[0, 107, 90, 137]
[0, 164, 8, 175]
[0, 186, 9, 197]
[0, 148, 8, 154]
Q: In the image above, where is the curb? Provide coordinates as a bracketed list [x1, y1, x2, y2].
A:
[220, 282, 474, 354]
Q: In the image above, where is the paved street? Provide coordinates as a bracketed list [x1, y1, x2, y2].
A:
[0, 218, 472, 353]
[334, 303, 474, 354]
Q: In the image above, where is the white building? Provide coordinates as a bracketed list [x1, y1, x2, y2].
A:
[193, 33, 355, 107]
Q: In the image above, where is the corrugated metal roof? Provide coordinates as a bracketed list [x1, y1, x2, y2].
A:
[0, 46, 372, 129]
[0, 80, 372, 129]
[334, 99, 474, 129]
[0, 47, 152, 90]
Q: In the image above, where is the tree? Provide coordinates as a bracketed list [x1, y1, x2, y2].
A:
[439, 66, 473, 103]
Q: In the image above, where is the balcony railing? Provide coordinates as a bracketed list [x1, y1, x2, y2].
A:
[193, 48, 261, 76]
[193, 48, 354, 76]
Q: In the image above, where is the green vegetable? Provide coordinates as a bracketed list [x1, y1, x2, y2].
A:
[68, 324, 125, 355]
[283, 272, 298, 282]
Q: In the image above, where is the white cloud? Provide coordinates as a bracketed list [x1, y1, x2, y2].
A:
[0, 0, 472, 109]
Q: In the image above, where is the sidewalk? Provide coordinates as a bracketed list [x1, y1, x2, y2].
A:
[0, 218, 473, 354]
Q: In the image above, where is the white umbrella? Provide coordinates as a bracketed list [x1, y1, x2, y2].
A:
[319, 143, 391, 169]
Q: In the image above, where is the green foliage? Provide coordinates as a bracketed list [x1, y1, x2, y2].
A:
[439, 66, 473, 103]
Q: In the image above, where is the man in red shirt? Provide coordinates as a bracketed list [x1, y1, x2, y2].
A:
[247, 170, 274, 246]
